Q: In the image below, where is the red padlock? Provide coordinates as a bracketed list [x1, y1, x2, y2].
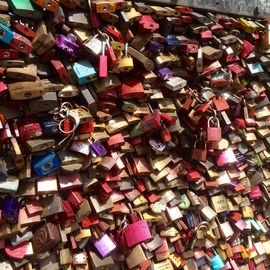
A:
[141, 111, 162, 133]
[9, 33, 33, 54]
[89, 11, 101, 28]
[0, 49, 19, 60]
[191, 140, 207, 162]
[50, 59, 70, 85]
[13, 22, 36, 39]
[213, 97, 229, 111]
[241, 39, 255, 59]
[179, 43, 198, 54]
[120, 79, 145, 99]
[138, 15, 159, 33]
[107, 133, 125, 148]
[186, 170, 201, 182]
[82, 213, 99, 228]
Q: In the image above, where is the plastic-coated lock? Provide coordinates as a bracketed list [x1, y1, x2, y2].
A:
[211, 253, 225, 270]
[91, 140, 108, 156]
[31, 0, 59, 12]
[73, 59, 97, 85]
[0, 49, 19, 60]
[13, 22, 35, 39]
[94, 1, 116, 13]
[9, 32, 33, 54]
[0, 22, 14, 44]
[3, 196, 20, 224]
[106, 41, 117, 70]
[32, 151, 61, 176]
[51, 59, 70, 85]
[99, 41, 108, 78]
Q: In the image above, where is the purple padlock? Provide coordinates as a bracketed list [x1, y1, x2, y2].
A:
[90, 140, 108, 157]
[3, 195, 20, 224]
[157, 67, 174, 80]
[146, 40, 164, 53]
[94, 234, 116, 258]
[55, 34, 80, 57]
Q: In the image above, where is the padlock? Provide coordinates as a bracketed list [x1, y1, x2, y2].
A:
[120, 79, 144, 99]
[99, 40, 108, 78]
[32, 222, 61, 254]
[32, 151, 61, 176]
[73, 59, 97, 85]
[124, 218, 151, 247]
[192, 140, 207, 162]
[31, 0, 59, 12]
[94, 234, 116, 257]
[83, 34, 102, 57]
[211, 249, 225, 270]
[138, 15, 159, 33]
[118, 43, 134, 72]
[9, 0, 42, 19]
[2, 196, 19, 224]
[164, 76, 187, 91]
[69, 107, 92, 124]
[55, 34, 80, 57]
[0, 23, 14, 44]
[207, 117, 222, 141]
[17, 119, 43, 141]
[92, 0, 115, 13]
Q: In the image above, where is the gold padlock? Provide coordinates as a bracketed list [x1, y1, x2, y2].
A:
[117, 43, 134, 72]
[70, 107, 92, 124]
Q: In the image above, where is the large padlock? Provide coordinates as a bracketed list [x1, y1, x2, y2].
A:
[124, 219, 151, 247]
[207, 116, 222, 141]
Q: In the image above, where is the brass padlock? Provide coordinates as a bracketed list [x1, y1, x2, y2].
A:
[117, 43, 134, 72]
[70, 107, 92, 124]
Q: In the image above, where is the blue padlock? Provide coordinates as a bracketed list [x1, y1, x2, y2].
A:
[165, 35, 180, 50]
[211, 250, 225, 270]
[72, 59, 97, 85]
[3, 196, 20, 224]
[41, 118, 59, 135]
[0, 22, 14, 44]
[32, 151, 61, 176]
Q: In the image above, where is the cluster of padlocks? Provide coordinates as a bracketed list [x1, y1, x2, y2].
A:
[1, 0, 270, 269]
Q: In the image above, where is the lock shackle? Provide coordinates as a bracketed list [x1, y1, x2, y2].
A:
[208, 116, 220, 127]
[194, 221, 210, 233]
[124, 43, 129, 57]
[260, 183, 270, 203]
[193, 139, 206, 149]
[127, 202, 143, 220]
[188, 87, 205, 103]
[88, 0, 92, 11]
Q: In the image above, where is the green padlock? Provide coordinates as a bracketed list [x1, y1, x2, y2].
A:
[179, 194, 191, 210]
[122, 101, 138, 113]
[9, 0, 42, 19]
[130, 122, 144, 137]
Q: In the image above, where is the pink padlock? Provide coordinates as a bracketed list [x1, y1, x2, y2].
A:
[216, 148, 237, 167]
[207, 116, 222, 141]
[124, 220, 151, 247]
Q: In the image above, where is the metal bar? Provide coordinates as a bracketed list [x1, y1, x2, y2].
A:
[147, 0, 270, 18]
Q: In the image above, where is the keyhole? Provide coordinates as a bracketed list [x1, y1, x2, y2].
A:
[0, 28, 5, 38]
